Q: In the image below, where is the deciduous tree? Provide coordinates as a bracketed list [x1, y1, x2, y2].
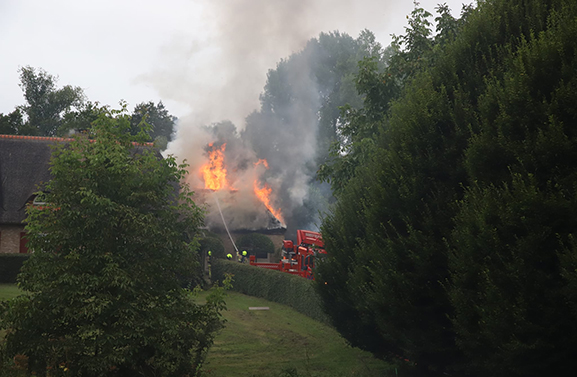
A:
[0, 105, 226, 376]
[17, 66, 85, 136]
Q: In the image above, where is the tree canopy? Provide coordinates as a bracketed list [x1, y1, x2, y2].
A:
[316, 0, 577, 376]
[16, 66, 85, 137]
[0, 105, 226, 376]
[241, 30, 386, 238]
[0, 66, 177, 148]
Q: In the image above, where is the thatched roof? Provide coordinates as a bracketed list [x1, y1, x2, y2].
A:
[0, 135, 61, 224]
[0, 134, 158, 225]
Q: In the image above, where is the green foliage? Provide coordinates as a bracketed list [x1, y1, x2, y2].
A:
[0, 109, 30, 135]
[449, 2, 577, 375]
[317, 0, 577, 375]
[58, 101, 108, 137]
[212, 259, 328, 324]
[0, 105, 226, 376]
[17, 66, 85, 136]
[199, 234, 226, 259]
[235, 233, 275, 255]
[318, 3, 468, 195]
[241, 30, 383, 237]
[0, 255, 30, 284]
[130, 101, 176, 146]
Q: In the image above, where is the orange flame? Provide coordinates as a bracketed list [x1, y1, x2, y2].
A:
[255, 159, 269, 169]
[200, 143, 227, 191]
[254, 181, 283, 222]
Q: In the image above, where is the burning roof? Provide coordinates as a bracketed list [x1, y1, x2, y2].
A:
[195, 142, 286, 233]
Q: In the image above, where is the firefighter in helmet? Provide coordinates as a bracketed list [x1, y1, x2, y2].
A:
[241, 250, 248, 263]
[226, 253, 233, 260]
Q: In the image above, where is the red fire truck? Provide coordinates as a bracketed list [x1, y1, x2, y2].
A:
[248, 230, 326, 279]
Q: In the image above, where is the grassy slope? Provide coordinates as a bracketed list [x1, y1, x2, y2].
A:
[200, 291, 392, 377]
[0, 285, 393, 376]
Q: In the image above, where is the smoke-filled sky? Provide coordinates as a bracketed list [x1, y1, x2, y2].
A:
[1, 0, 472, 234]
[1, 0, 470, 127]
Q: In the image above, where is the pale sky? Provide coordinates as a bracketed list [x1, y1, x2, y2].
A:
[0, 0, 471, 127]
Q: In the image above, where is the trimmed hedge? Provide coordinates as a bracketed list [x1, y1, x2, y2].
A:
[212, 259, 329, 324]
[0, 254, 30, 283]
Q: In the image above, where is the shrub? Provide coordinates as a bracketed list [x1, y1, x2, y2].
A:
[0, 106, 226, 377]
[212, 259, 328, 324]
[236, 233, 275, 259]
[199, 235, 226, 259]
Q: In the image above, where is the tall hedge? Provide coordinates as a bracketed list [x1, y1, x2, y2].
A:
[0, 254, 30, 284]
[212, 259, 328, 324]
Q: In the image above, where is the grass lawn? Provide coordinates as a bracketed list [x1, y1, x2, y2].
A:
[199, 291, 393, 377]
[0, 284, 21, 300]
[0, 285, 394, 376]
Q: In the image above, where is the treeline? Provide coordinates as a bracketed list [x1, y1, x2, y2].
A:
[0, 66, 175, 148]
[316, 0, 577, 376]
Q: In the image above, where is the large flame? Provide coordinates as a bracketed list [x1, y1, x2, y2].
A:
[200, 144, 283, 223]
[254, 181, 284, 223]
[200, 143, 227, 191]
[253, 158, 283, 222]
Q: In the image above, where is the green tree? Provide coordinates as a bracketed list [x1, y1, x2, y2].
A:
[235, 233, 275, 256]
[130, 101, 176, 147]
[449, 1, 577, 375]
[17, 66, 85, 136]
[316, 0, 572, 375]
[0, 105, 226, 376]
[0, 109, 28, 135]
[241, 31, 382, 238]
[57, 101, 108, 137]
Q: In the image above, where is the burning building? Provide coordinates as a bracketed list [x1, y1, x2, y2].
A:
[194, 142, 287, 262]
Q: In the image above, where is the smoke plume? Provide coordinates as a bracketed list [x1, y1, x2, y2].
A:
[150, 0, 396, 237]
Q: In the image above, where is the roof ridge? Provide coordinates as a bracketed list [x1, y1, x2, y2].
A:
[0, 134, 154, 146]
[0, 134, 72, 142]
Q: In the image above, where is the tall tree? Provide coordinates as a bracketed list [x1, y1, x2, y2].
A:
[0, 105, 226, 376]
[0, 109, 27, 135]
[449, 1, 577, 375]
[315, 0, 574, 375]
[17, 66, 85, 136]
[241, 31, 384, 238]
[130, 101, 177, 148]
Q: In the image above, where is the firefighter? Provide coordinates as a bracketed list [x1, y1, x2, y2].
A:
[207, 250, 212, 278]
[241, 250, 248, 263]
[226, 253, 233, 260]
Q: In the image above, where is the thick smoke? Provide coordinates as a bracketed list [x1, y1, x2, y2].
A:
[138, 0, 395, 127]
[158, 1, 396, 238]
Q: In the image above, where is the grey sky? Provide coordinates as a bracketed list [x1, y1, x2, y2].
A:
[0, 0, 470, 127]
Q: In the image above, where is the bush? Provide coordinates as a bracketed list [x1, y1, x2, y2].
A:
[199, 235, 225, 259]
[0, 107, 226, 377]
[236, 233, 275, 259]
[212, 259, 328, 324]
[0, 254, 30, 284]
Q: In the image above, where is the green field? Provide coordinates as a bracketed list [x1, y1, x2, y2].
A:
[0, 285, 393, 376]
[199, 291, 392, 377]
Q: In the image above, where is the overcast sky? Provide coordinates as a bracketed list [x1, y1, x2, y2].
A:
[0, 0, 470, 128]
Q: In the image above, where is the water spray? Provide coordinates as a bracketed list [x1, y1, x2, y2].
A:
[213, 191, 239, 254]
